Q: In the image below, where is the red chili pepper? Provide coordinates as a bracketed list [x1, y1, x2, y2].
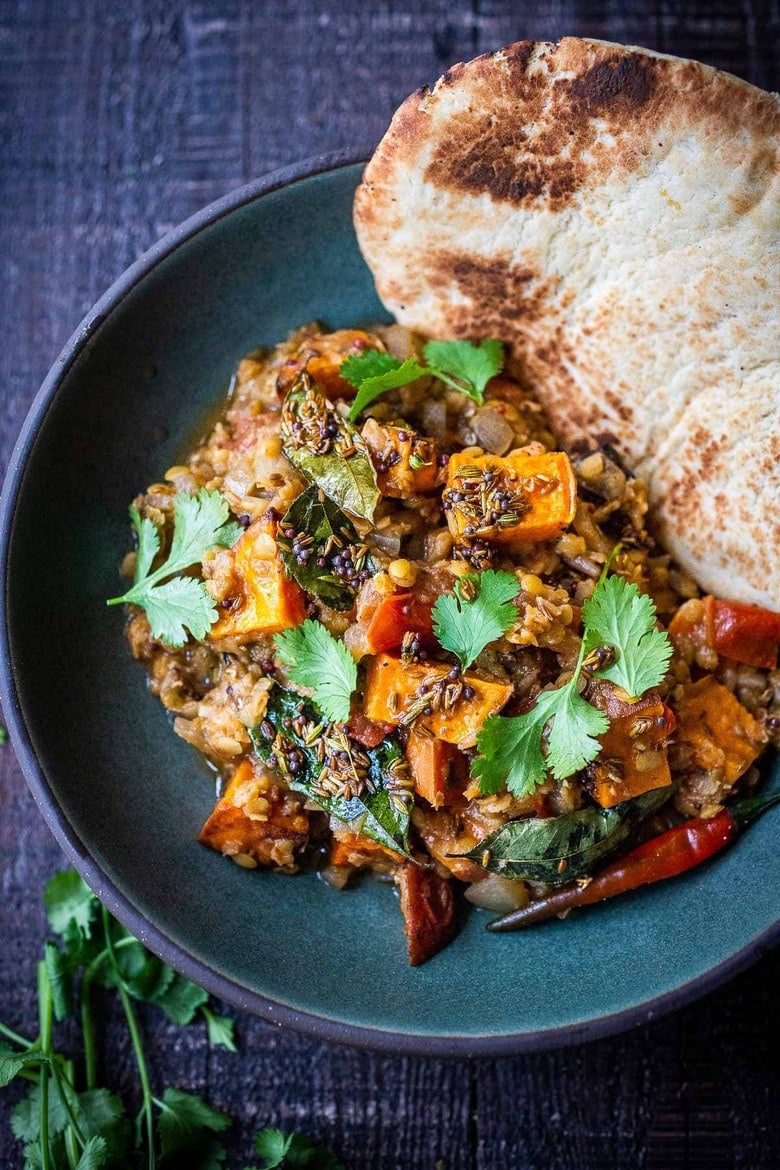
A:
[487, 790, 780, 932]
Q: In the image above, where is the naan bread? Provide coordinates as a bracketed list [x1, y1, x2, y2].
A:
[354, 38, 780, 610]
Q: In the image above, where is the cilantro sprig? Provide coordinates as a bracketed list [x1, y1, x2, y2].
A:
[432, 571, 519, 672]
[107, 488, 242, 648]
[341, 338, 504, 421]
[2, 869, 237, 1170]
[2, 870, 348, 1169]
[582, 571, 673, 699]
[472, 561, 673, 796]
[274, 620, 357, 724]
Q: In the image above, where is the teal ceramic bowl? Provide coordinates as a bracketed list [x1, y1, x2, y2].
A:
[1, 152, 778, 1055]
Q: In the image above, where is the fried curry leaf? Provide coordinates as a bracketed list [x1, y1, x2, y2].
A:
[281, 376, 380, 521]
[278, 486, 377, 610]
[250, 689, 412, 856]
[462, 785, 674, 884]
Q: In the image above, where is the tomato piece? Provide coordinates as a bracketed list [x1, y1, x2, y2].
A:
[347, 712, 394, 749]
[364, 591, 435, 654]
[705, 596, 780, 670]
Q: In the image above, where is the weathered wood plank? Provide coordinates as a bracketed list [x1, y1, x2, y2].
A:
[1, 1, 778, 1167]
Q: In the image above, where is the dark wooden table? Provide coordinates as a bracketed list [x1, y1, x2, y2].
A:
[1, 3, 778, 1167]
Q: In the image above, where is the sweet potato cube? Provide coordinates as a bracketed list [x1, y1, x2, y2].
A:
[329, 831, 402, 869]
[396, 862, 457, 966]
[209, 520, 305, 642]
[444, 450, 576, 544]
[406, 730, 464, 809]
[362, 418, 442, 497]
[363, 654, 512, 749]
[276, 329, 383, 399]
[673, 677, 766, 787]
[364, 590, 435, 654]
[588, 682, 675, 807]
[199, 759, 309, 869]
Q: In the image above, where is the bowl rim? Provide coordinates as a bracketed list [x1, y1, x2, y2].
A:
[1, 149, 777, 1058]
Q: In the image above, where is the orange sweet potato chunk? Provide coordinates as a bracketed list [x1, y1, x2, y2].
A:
[673, 677, 766, 787]
[363, 654, 512, 749]
[444, 450, 576, 545]
[396, 862, 457, 966]
[199, 759, 309, 869]
[361, 418, 442, 496]
[209, 520, 305, 642]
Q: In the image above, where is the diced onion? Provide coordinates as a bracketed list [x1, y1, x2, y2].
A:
[464, 873, 530, 913]
[472, 406, 515, 455]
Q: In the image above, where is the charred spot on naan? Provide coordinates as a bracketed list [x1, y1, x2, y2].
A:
[422, 41, 666, 212]
[425, 252, 557, 332]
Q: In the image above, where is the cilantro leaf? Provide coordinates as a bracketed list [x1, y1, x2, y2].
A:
[535, 684, 609, 780]
[347, 358, 427, 422]
[0, 1048, 45, 1089]
[156, 1088, 230, 1161]
[473, 710, 549, 798]
[422, 338, 504, 403]
[202, 1008, 238, 1053]
[339, 350, 404, 388]
[132, 507, 161, 583]
[166, 488, 242, 568]
[582, 572, 673, 699]
[274, 620, 357, 724]
[43, 870, 97, 941]
[150, 971, 208, 1026]
[252, 1129, 292, 1168]
[250, 1128, 346, 1170]
[141, 575, 219, 647]
[432, 571, 519, 672]
[472, 662, 608, 795]
[43, 941, 72, 1021]
[107, 488, 241, 648]
[75, 1137, 109, 1170]
[342, 337, 505, 420]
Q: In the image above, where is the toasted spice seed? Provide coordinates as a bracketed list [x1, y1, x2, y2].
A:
[444, 464, 530, 540]
[399, 673, 466, 727]
[581, 644, 617, 673]
[481, 850, 491, 867]
[557, 859, 568, 874]
[459, 576, 477, 602]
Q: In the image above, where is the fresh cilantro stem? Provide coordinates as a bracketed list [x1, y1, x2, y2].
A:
[80, 933, 137, 1089]
[0, 1019, 33, 1047]
[119, 982, 156, 1170]
[37, 961, 52, 1170]
[60, 1058, 86, 1169]
[80, 973, 97, 1091]
[102, 905, 157, 1170]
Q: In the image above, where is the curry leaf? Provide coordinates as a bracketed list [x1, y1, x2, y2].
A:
[251, 689, 411, 856]
[462, 785, 674, 883]
[281, 379, 380, 521]
[278, 486, 376, 610]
